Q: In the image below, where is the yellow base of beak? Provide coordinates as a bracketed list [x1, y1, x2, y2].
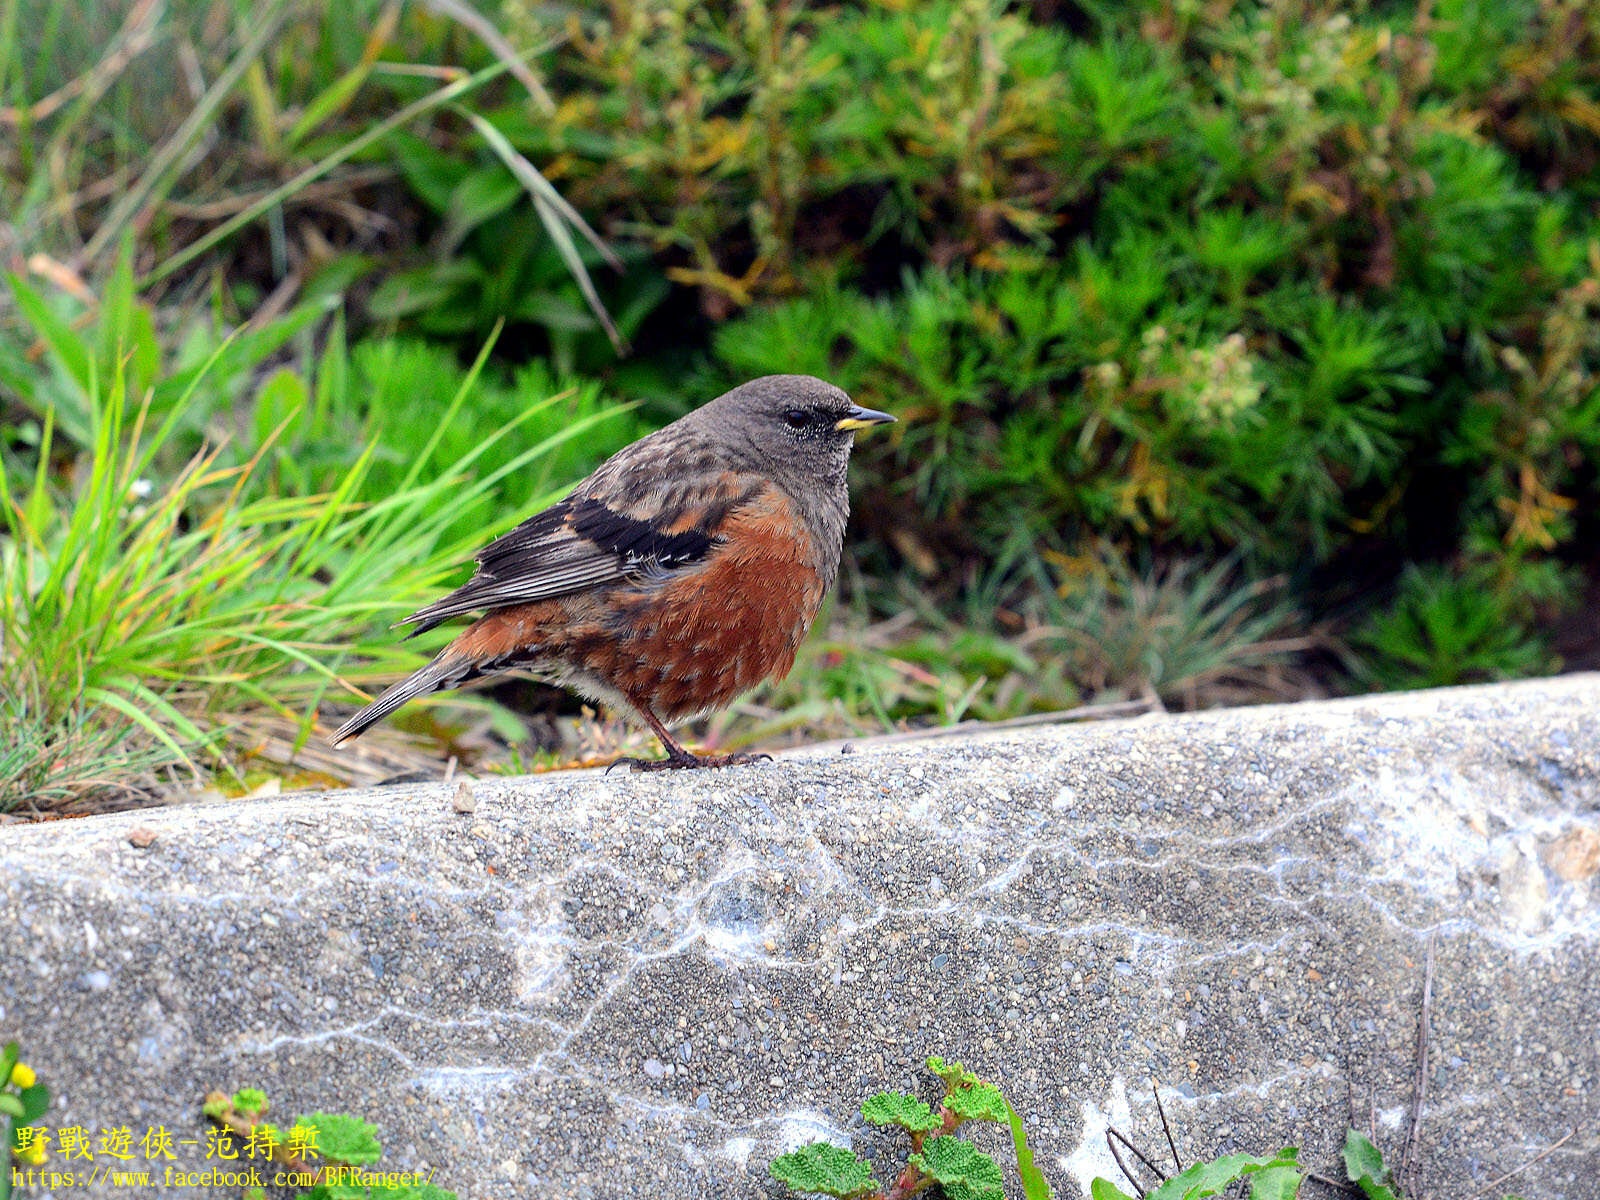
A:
[835, 406, 896, 431]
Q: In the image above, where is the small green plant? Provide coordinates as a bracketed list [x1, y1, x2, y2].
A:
[1, 264, 644, 544]
[0, 1041, 50, 1199]
[0, 693, 174, 812]
[770, 1055, 1050, 1200]
[1334, 1129, 1522, 1200]
[1341, 1129, 1399, 1200]
[203, 1087, 453, 1199]
[370, 131, 666, 364]
[1349, 563, 1559, 691]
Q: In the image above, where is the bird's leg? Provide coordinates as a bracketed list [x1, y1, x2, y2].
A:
[605, 703, 773, 772]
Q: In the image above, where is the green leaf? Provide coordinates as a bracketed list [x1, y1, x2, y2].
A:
[231, 1087, 268, 1116]
[459, 107, 623, 351]
[286, 58, 378, 151]
[926, 1054, 974, 1087]
[860, 1090, 939, 1132]
[7, 273, 92, 388]
[946, 1080, 1009, 1124]
[1249, 1166, 1303, 1200]
[924, 1055, 1008, 1123]
[1343, 1131, 1397, 1200]
[388, 130, 468, 214]
[299, 1111, 383, 1166]
[769, 1141, 878, 1198]
[1007, 1099, 1055, 1200]
[96, 246, 159, 392]
[17, 1083, 49, 1125]
[443, 167, 523, 243]
[1148, 1149, 1301, 1200]
[909, 1135, 1005, 1200]
[367, 262, 482, 321]
[0, 1094, 23, 1118]
[253, 367, 309, 448]
[513, 292, 600, 332]
[0, 1042, 17, 1078]
[1091, 1181, 1138, 1200]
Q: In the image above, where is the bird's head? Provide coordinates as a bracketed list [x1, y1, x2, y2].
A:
[699, 374, 895, 489]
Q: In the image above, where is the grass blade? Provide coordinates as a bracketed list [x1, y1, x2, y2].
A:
[84, 0, 294, 264]
[423, 0, 554, 113]
[461, 106, 624, 350]
[138, 56, 513, 289]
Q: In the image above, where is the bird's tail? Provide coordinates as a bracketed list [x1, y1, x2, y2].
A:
[329, 650, 483, 746]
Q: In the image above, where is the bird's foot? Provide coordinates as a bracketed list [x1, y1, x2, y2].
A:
[606, 750, 773, 773]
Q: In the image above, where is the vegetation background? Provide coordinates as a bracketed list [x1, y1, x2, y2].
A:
[2, 0, 1598, 810]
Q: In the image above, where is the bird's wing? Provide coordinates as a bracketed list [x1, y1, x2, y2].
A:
[399, 466, 768, 637]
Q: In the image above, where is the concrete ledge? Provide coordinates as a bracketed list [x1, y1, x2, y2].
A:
[3, 677, 1598, 1196]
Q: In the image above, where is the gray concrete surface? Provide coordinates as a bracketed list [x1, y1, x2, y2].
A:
[3, 676, 1598, 1198]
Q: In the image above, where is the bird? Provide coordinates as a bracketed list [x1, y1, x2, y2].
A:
[329, 374, 895, 770]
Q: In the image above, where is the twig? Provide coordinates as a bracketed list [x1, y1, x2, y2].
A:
[1109, 1127, 1168, 1185]
[1304, 1171, 1361, 1195]
[244, 267, 303, 329]
[1343, 1050, 1356, 1132]
[1398, 931, 1436, 1190]
[0, 0, 164, 125]
[1152, 1081, 1182, 1171]
[1464, 1128, 1575, 1200]
[158, 167, 395, 220]
[1105, 1131, 1146, 1199]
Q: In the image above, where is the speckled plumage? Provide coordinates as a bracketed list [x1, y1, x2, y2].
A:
[329, 375, 893, 769]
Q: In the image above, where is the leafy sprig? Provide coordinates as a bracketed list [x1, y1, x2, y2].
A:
[204, 1086, 449, 1198]
[770, 1055, 1047, 1200]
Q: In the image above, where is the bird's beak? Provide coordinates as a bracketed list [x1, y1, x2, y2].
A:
[835, 404, 896, 432]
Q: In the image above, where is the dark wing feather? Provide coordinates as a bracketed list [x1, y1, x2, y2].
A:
[400, 488, 744, 638]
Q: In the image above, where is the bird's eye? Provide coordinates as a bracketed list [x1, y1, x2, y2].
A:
[783, 408, 809, 429]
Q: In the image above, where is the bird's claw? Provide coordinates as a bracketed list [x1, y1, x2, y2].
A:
[606, 750, 773, 773]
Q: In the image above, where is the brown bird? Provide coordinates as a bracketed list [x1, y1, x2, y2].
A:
[329, 375, 894, 769]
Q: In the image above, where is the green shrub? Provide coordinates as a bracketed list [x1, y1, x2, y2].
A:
[484, 0, 1600, 695]
[700, 178, 1595, 694]
[203, 1086, 455, 1198]
[703, 262, 1436, 566]
[1350, 563, 1561, 691]
[503, 0, 1152, 307]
